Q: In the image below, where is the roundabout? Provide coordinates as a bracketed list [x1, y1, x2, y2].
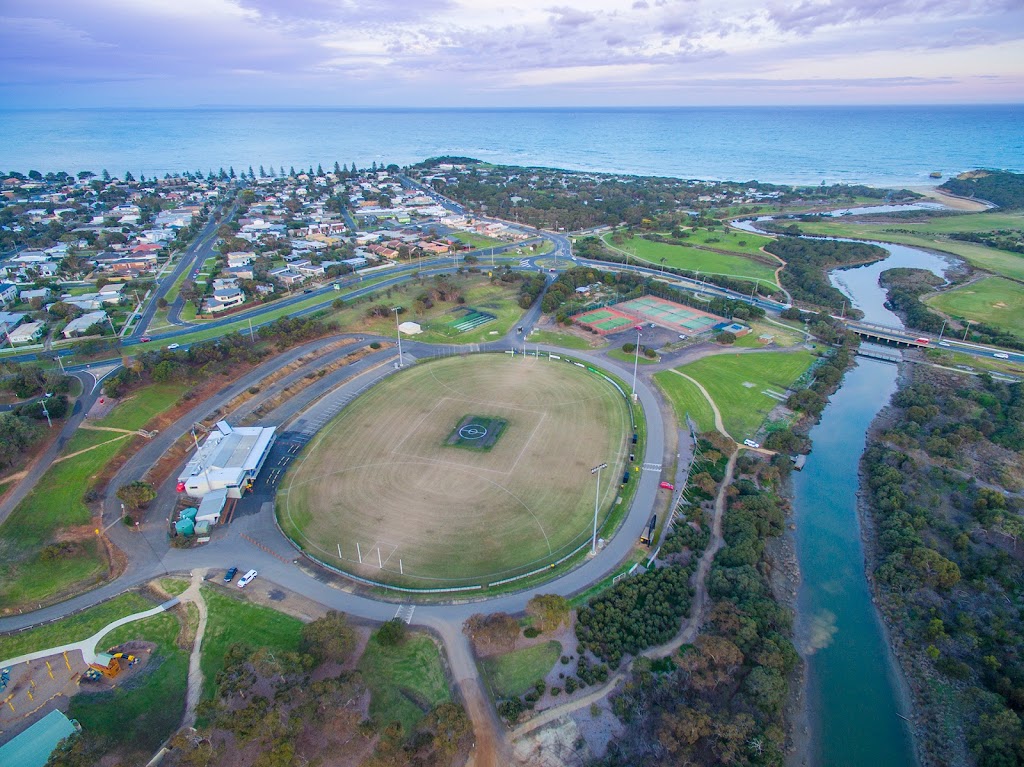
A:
[277, 353, 633, 589]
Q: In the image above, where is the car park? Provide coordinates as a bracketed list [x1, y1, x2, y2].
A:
[237, 569, 258, 588]
[224, 566, 238, 583]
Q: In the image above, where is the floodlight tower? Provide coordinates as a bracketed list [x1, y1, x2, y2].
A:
[392, 307, 404, 367]
[631, 327, 642, 398]
[590, 462, 608, 554]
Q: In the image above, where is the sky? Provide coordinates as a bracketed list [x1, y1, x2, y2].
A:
[1, 0, 1022, 107]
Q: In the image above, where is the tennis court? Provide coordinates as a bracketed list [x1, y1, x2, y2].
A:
[575, 306, 637, 334]
[615, 296, 722, 336]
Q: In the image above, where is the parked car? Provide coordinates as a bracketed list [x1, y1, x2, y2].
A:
[224, 566, 238, 583]
[659, 481, 675, 490]
[237, 569, 258, 588]
[166, 343, 180, 350]
[140, 336, 151, 343]
[743, 439, 760, 449]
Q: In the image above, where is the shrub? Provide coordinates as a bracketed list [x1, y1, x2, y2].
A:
[376, 618, 407, 647]
[523, 627, 540, 639]
[369, 341, 382, 349]
[497, 698, 524, 723]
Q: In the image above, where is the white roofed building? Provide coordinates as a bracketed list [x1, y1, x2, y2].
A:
[176, 421, 276, 498]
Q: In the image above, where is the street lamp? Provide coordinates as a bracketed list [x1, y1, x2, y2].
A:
[590, 463, 608, 554]
[938, 318, 947, 340]
[392, 307, 404, 367]
[631, 327, 642, 398]
[963, 320, 973, 342]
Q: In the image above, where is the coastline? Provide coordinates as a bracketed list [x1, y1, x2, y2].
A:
[907, 186, 992, 212]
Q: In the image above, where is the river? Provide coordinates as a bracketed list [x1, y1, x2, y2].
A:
[746, 212, 955, 766]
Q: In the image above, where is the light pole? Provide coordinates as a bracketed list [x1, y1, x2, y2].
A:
[392, 307, 404, 367]
[938, 318, 947, 340]
[53, 355, 65, 374]
[631, 327, 642, 398]
[963, 320, 973, 342]
[590, 462, 608, 554]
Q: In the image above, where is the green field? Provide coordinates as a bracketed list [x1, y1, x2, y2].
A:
[671, 226, 775, 256]
[603, 233, 780, 286]
[69, 610, 189, 752]
[358, 632, 451, 736]
[925, 277, 1024, 338]
[480, 640, 562, 700]
[0, 382, 188, 609]
[0, 592, 156, 660]
[665, 350, 816, 439]
[453, 231, 504, 249]
[654, 371, 717, 434]
[607, 348, 660, 365]
[526, 329, 597, 350]
[279, 355, 631, 588]
[794, 212, 1024, 281]
[198, 587, 304, 703]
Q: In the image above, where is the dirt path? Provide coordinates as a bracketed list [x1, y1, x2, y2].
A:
[666, 369, 733, 441]
[648, 449, 736, 658]
[429, 619, 509, 767]
[179, 569, 209, 730]
[51, 433, 132, 464]
[510, 450, 738, 742]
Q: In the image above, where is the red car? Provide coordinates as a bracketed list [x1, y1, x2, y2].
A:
[140, 336, 151, 342]
[659, 481, 674, 490]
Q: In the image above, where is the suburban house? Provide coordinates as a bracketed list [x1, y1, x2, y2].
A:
[8, 320, 45, 345]
[18, 287, 52, 303]
[226, 251, 252, 268]
[0, 311, 27, 335]
[268, 267, 302, 286]
[205, 287, 246, 313]
[0, 283, 19, 306]
[62, 310, 108, 338]
[293, 260, 325, 277]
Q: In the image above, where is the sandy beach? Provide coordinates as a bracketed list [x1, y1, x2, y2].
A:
[908, 186, 992, 212]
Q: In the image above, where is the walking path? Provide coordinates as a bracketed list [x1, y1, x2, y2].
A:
[178, 570, 209, 730]
[0, 598, 179, 669]
[666, 369, 733, 441]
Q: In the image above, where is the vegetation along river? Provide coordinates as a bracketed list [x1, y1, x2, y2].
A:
[761, 215, 954, 765]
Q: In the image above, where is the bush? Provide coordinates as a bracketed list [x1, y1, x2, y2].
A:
[622, 342, 636, 353]
[715, 331, 737, 345]
[523, 627, 540, 639]
[564, 677, 578, 694]
[369, 341, 382, 349]
[497, 698, 524, 723]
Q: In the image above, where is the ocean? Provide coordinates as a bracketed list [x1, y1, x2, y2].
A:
[1, 105, 1022, 187]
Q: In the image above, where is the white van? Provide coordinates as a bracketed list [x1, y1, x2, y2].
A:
[994, 352, 1009, 359]
[237, 569, 258, 588]
[743, 439, 760, 449]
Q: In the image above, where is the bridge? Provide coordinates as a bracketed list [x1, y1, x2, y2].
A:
[843, 321, 931, 348]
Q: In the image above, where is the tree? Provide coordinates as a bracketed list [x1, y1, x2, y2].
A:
[464, 613, 520, 653]
[300, 610, 356, 664]
[675, 635, 744, 691]
[526, 594, 570, 633]
[376, 618, 407, 646]
[124, 171, 135, 182]
[116, 481, 157, 510]
[715, 330, 737, 345]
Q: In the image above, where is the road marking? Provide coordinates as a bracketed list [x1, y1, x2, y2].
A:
[642, 462, 662, 471]
[395, 605, 415, 624]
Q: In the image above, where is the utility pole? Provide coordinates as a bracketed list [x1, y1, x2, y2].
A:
[247, 317, 255, 342]
[962, 320, 973, 341]
[938, 318, 947, 340]
[631, 328, 642, 399]
[590, 463, 608, 554]
[40, 398, 52, 428]
[392, 307, 404, 367]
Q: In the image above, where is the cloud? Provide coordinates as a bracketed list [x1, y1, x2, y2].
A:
[0, 0, 1020, 105]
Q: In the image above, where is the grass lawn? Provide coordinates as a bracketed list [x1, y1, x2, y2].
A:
[453, 232, 504, 249]
[654, 370, 717, 434]
[198, 587, 302, 704]
[480, 640, 562, 700]
[603, 233, 780, 286]
[0, 592, 156, 660]
[358, 632, 451, 736]
[160, 577, 191, 597]
[926, 277, 1024, 338]
[607, 348, 660, 365]
[180, 302, 197, 321]
[794, 213, 1024, 281]
[325, 274, 525, 345]
[70, 610, 188, 753]
[0, 383, 188, 608]
[673, 350, 816, 439]
[672, 226, 776, 257]
[527, 329, 597, 350]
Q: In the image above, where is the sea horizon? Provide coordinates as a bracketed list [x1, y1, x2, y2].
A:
[3, 104, 1022, 188]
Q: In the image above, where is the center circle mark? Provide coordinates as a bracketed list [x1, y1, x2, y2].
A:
[459, 424, 488, 440]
